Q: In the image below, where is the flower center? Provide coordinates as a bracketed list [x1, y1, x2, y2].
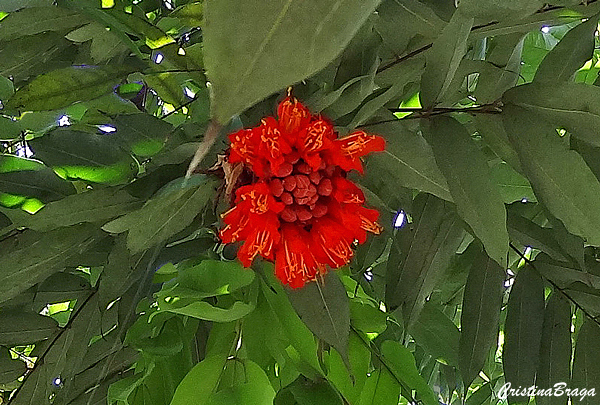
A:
[268, 149, 336, 226]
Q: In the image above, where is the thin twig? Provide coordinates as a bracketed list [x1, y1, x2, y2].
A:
[508, 242, 600, 328]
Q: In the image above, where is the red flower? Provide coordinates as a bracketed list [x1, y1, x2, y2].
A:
[220, 95, 385, 288]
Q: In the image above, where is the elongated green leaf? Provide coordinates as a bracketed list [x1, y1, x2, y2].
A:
[287, 376, 343, 405]
[0, 347, 26, 384]
[0, 156, 76, 202]
[0, 75, 14, 100]
[159, 300, 254, 323]
[386, 193, 464, 326]
[473, 115, 523, 174]
[423, 116, 508, 266]
[419, 11, 473, 108]
[380, 340, 438, 405]
[0, 224, 101, 303]
[29, 128, 137, 184]
[287, 272, 350, 366]
[203, 0, 381, 123]
[260, 268, 322, 374]
[358, 369, 400, 405]
[10, 188, 141, 231]
[0, 115, 20, 139]
[410, 301, 460, 367]
[102, 177, 216, 253]
[502, 105, 600, 246]
[365, 120, 452, 202]
[328, 333, 371, 404]
[170, 355, 227, 405]
[459, 246, 504, 389]
[0, 311, 59, 346]
[572, 319, 600, 405]
[489, 161, 536, 204]
[207, 360, 276, 405]
[9, 65, 132, 111]
[535, 254, 600, 290]
[474, 33, 524, 104]
[534, 16, 599, 83]
[537, 293, 571, 405]
[0, 6, 88, 41]
[458, 0, 544, 21]
[34, 272, 91, 305]
[503, 267, 545, 403]
[503, 82, 600, 148]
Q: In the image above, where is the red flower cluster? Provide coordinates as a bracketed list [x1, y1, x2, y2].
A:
[220, 96, 385, 288]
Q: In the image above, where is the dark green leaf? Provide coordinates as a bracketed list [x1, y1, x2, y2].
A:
[503, 82, 600, 148]
[459, 246, 504, 388]
[0, 224, 102, 303]
[111, 113, 173, 157]
[287, 272, 350, 366]
[288, 376, 343, 405]
[0, 75, 14, 100]
[424, 116, 508, 266]
[489, 161, 536, 204]
[535, 254, 600, 290]
[458, 0, 544, 21]
[365, 120, 452, 202]
[537, 293, 571, 405]
[534, 16, 599, 83]
[0, 347, 26, 384]
[419, 11, 473, 108]
[502, 105, 600, 246]
[410, 301, 460, 367]
[0, 310, 59, 345]
[102, 177, 216, 253]
[12, 188, 141, 231]
[9, 65, 133, 111]
[380, 340, 438, 405]
[386, 193, 464, 326]
[473, 115, 523, 174]
[503, 267, 545, 402]
[29, 128, 138, 184]
[0, 116, 20, 139]
[203, 0, 381, 123]
[572, 319, 600, 405]
[0, 6, 88, 41]
[34, 271, 91, 305]
[207, 360, 276, 405]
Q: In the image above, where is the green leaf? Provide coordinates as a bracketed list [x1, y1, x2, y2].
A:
[66, 22, 128, 63]
[503, 82, 600, 149]
[502, 105, 600, 246]
[0, 224, 101, 303]
[534, 16, 599, 83]
[29, 128, 137, 184]
[260, 268, 323, 374]
[503, 267, 545, 402]
[0, 347, 26, 384]
[11, 188, 141, 231]
[0, 310, 59, 346]
[423, 116, 508, 266]
[8, 65, 133, 111]
[0, 116, 21, 139]
[358, 369, 400, 405]
[419, 10, 473, 108]
[380, 340, 438, 405]
[111, 113, 173, 157]
[350, 301, 387, 335]
[102, 177, 216, 253]
[0, 75, 14, 100]
[287, 272, 350, 366]
[170, 2, 203, 26]
[458, 0, 544, 21]
[473, 115, 523, 174]
[537, 293, 571, 405]
[489, 161, 536, 204]
[365, 120, 452, 202]
[0, 155, 76, 203]
[207, 360, 276, 405]
[203, 0, 381, 123]
[34, 271, 92, 305]
[287, 376, 343, 405]
[170, 355, 227, 405]
[572, 319, 600, 405]
[328, 333, 371, 404]
[535, 254, 600, 291]
[386, 193, 464, 326]
[0, 6, 88, 41]
[459, 246, 504, 389]
[409, 301, 460, 367]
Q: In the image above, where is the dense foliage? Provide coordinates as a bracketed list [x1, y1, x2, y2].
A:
[1, 0, 600, 404]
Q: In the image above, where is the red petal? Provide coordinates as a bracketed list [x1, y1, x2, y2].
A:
[277, 97, 311, 134]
